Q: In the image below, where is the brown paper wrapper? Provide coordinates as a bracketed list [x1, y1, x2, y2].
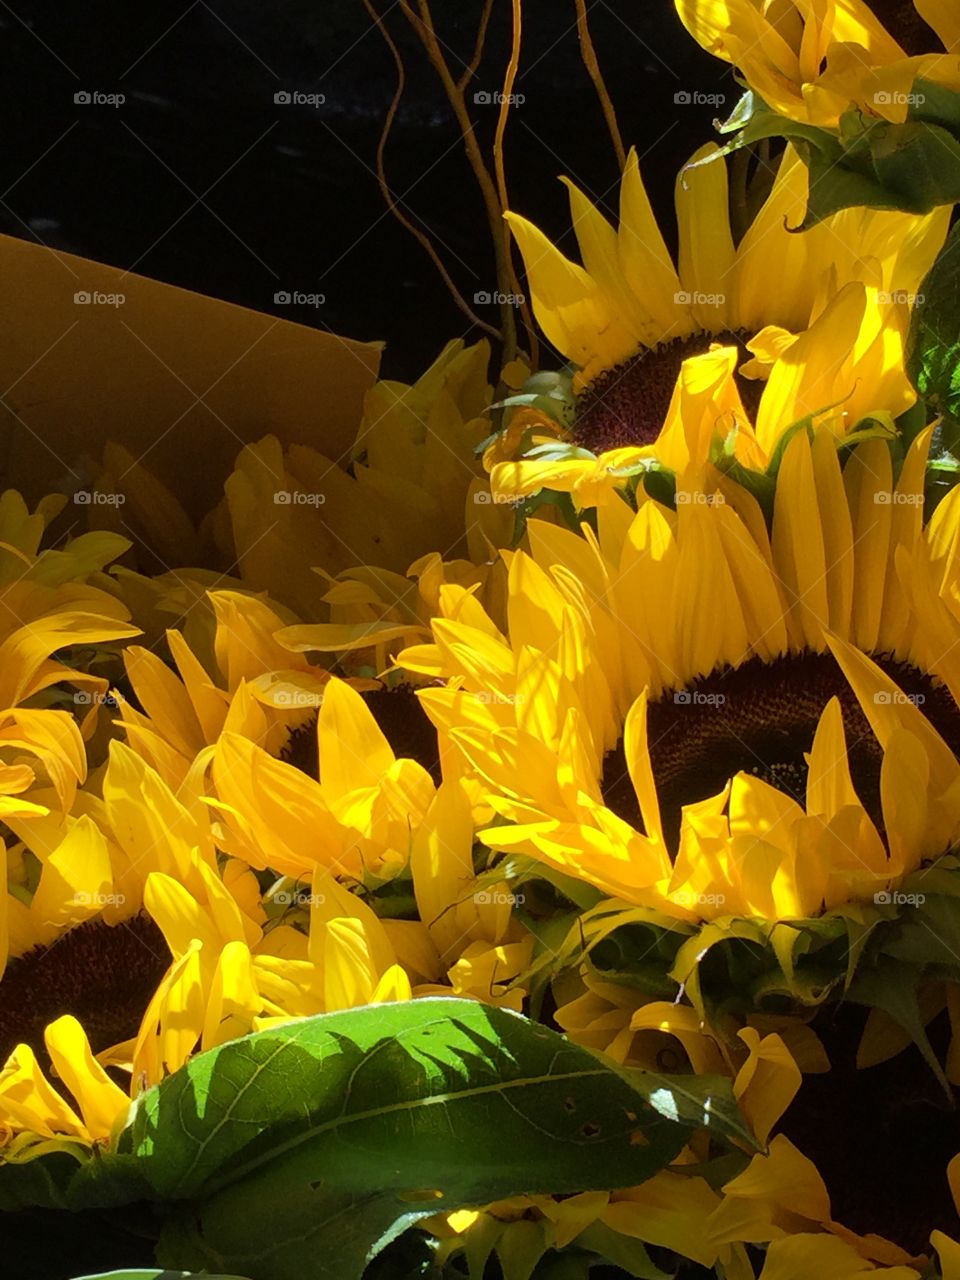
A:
[0, 233, 383, 518]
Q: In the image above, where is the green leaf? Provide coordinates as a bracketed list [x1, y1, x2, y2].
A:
[711, 455, 776, 521]
[0, 1144, 83, 1211]
[882, 894, 960, 967]
[694, 90, 831, 164]
[611, 1068, 758, 1151]
[115, 999, 750, 1280]
[846, 956, 951, 1097]
[70, 1272, 253, 1279]
[907, 220, 960, 452]
[639, 469, 676, 509]
[705, 82, 960, 225]
[797, 114, 960, 224]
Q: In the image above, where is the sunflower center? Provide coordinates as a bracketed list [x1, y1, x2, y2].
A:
[0, 914, 170, 1069]
[780, 1004, 960, 1253]
[870, 0, 934, 55]
[573, 331, 763, 455]
[281, 684, 441, 783]
[601, 652, 960, 850]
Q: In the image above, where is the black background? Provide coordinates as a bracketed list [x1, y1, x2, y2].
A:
[2, 1, 732, 378]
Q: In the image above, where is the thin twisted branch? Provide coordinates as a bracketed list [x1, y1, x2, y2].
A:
[398, 0, 521, 364]
[495, 0, 539, 367]
[456, 0, 495, 92]
[574, 0, 626, 170]
[361, 0, 501, 339]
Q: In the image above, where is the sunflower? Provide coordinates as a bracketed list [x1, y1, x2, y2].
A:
[492, 143, 947, 507]
[0, 722, 407, 1143]
[0, 792, 409, 1152]
[0, 702, 536, 1158]
[402, 432, 960, 921]
[399, 427, 960, 1253]
[207, 689, 532, 1009]
[402, 427, 960, 818]
[674, 0, 960, 127]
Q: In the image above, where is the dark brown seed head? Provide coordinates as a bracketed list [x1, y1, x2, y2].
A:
[573, 332, 763, 455]
[601, 651, 960, 850]
[0, 914, 170, 1070]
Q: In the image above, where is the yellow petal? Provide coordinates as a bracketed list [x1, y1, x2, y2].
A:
[675, 145, 734, 331]
[623, 692, 663, 846]
[602, 1172, 721, 1267]
[755, 284, 867, 453]
[212, 732, 348, 878]
[201, 940, 262, 1050]
[44, 1015, 129, 1139]
[933, 1230, 960, 1280]
[618, 148, 685, 335]
[733, 1029, 801, 1146]
[317, 676, 395, 801]
[805, 697, 859, 817]
[504, 212, 636, 382]
[0, 1041, 83, 1138]
[29, 815, 113, 938]
[758, 1234, 915, 1279]
[915, 0, 960, 50]
[411, 782, 479, 966]
[717, 1135, 831, 1227]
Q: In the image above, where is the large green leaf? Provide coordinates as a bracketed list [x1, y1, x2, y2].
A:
[106, 998, 749, 1279]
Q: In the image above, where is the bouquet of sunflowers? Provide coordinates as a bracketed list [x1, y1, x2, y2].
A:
[10, 1, 960, 1277]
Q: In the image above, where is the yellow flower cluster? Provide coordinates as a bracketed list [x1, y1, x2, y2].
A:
[6, 5, 960, 1276]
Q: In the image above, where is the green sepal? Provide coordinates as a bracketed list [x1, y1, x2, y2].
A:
[703, 81, 960, 224]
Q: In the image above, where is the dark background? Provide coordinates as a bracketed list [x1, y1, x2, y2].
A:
[2, 1, 732, 379]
